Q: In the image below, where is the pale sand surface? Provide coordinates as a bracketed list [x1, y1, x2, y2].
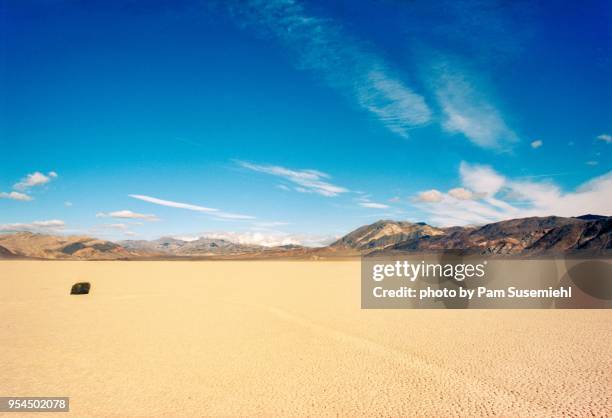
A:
[1, 261, 610, 417]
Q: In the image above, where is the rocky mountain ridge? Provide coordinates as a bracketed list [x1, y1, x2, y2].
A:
[388, 215, 611, 255]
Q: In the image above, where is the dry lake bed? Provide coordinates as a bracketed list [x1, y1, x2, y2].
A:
[1, 261, 611, 417]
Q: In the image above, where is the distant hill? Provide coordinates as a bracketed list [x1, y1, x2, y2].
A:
[119, 236, 264, 256]
[330, 220, 444, 251]
[0, 244, 17, 259]
[0, 232, 136, 260]
[1, 215, 609, 260]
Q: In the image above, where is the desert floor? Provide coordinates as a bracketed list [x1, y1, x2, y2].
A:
[1, 261, 611, 417]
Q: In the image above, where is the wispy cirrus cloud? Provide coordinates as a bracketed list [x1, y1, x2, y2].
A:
[237, 161, 348, 197]
[96, 210, 159, 221]
[129, 194, 254, 220]
[412, 161, 612, 226]
[229, 1, 524, 150]
[356, 193, 390, 209]
[432, 63, 518, 150]
[227, 0, 431, 138]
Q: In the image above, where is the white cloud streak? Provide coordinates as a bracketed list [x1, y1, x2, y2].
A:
[129, 195, 217, 212]
[213, 212, 257, 220]
[103, 223, 129, 230]
[448, 187, 475, 200]
[359, 202, 390, 209]
[356, 193, 391, 209]
[96, 210, 160, 221]
[415, 189, 443, 203]
[531, 140, 543, 149]
[228, 0, 431, 138]
[459, 161, 505, 196]
[0, 219, 65, 233]
[129, 194, 254, 220]
[200, 231, 336, 248]
[238, 161, 348, 197]
[413, 161, 612, 226]
[596, 133, 611, 143]
[0, 191, 33, 201]
[13, 171, 57, 191]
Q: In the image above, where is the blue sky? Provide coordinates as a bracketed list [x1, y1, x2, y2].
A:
[1, 0, 611, 245]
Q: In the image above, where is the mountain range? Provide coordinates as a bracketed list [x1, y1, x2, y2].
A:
[0, 215, 610, 260]
[119, 237, 265, 257]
